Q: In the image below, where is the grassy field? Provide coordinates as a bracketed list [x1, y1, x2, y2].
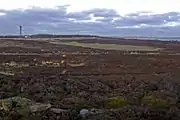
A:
[51, 41, 162, 51]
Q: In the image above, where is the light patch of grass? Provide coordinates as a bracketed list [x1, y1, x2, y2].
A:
[142, 95, 170, 108]
[51, 41, 162, 51]
[105, 96, 127, 109]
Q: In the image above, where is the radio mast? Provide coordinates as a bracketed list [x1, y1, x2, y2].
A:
[19, 25, 22, 36]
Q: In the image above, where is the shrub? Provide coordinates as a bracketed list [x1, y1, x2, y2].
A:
[105, 96, 127, 109]
[141, 95, 170, 108]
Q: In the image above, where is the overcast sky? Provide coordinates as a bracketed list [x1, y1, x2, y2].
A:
[0, 0, 180, 36]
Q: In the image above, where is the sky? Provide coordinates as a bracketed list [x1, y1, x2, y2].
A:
[0, 0, 180, 36]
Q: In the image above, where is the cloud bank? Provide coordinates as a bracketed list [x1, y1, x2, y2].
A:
[0, 5, 180, 36]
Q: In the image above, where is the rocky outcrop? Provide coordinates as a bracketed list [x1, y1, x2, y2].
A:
[0, 96, 51, 115]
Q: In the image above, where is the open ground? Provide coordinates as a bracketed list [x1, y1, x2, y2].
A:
[1, 37, 180, 120]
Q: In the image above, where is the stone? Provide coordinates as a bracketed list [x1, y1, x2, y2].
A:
[0, 96, 51, 115]
[61, 69, 67, 74]
[62, 54, 67, 58]
[90, 108, 104, 115]
[20, 87, 24, 93]
[30, 103, 51, 112]
[50, 108, 68, 114]
[80, 109, 89, 118]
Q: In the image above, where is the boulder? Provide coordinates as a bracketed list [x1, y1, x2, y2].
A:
[80, 109, 89, 118]
[0, 96, 51, 115]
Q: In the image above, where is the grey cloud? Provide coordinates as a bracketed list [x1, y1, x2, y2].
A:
[3, 7, 67, 24]
[113, 12, 180, 26]
[66, 8, 120, 21]
[0, 7, 121, 35]
[85, 8, 120, 18]
[66, 12, 89, 19]
[0, 7, 180, 36]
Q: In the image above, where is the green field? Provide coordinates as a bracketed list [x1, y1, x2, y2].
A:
[51, 41, 162, 51]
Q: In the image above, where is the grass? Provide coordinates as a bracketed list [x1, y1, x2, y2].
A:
[141, 95, 171, 108]
[105, 96, 127, 109]
[51, 41, 162, 51]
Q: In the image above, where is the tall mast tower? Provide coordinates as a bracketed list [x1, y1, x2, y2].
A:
[19, 25, 22, 36]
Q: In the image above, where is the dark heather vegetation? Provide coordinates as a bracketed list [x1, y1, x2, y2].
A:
[0, 38, 180, 120]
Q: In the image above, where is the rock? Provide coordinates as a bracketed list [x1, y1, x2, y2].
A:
[67, 63, 86, 67]
[30, 103, 51, 112]
[61, 60, 65, 64]
[0, 96, 32, 112]
[80, 109, 89, 118]
[0, 71, 14, 76]
[33, 58, 37, 61]
[50, 108, 68, 114]
[61, 69, 67, 74]
[0, 116, 3, 120]
[90, 108, 104, 115]
[62, 54, 67, 58]
[20, 87, 24, 93]
[0, 96, 51, 115]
